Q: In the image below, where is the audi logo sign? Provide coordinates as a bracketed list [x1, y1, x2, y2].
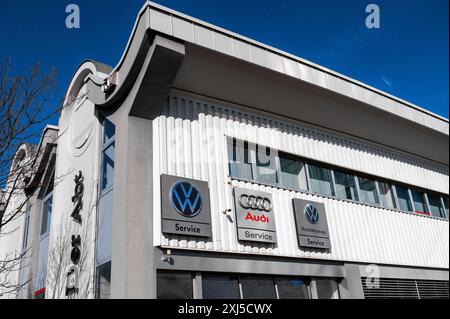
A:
[233, 187, 277, 244]
[238, 194, 272, 212]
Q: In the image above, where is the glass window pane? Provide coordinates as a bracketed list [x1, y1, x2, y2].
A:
[378, 182, 396, 209]
[45, 173, 54, 197]
[315, 279, 340, 299]
[427, 194, 445, 218]
[334, 171, 358, 201]
[157, 272, 193, 299]
[40, 195, 52, 236]
[228, 139, 253, 180]
[202, 274, 240, 299]
[308, 164, 334, 196]
[358, 177, 379, 205]
[410, 189, 428, 214]
[396, 185, 413, 212]
[101, 142, 115, 191]
[444, 197, 449, 219]
[23, 215, 30, 249]
[255, 145, 278, 184]
[96, 261, 111, 299]
[103, 119, 115, 144]
[240, 276, 276, 299]
[279, 154, 307, 191]
[276, 277, 310, 299]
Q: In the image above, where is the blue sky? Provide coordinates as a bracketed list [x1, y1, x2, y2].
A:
[1, 0, 448, 136]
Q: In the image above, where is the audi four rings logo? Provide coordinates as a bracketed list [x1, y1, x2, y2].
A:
[171, 181, 203, 217]
[304, 204, 319, 224]
[238, 194, 272, 211]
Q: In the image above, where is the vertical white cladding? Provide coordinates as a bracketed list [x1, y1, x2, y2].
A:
[153, 93, 449, 269]
[0, 192, 27, 299]
[46, 93, 101, 299]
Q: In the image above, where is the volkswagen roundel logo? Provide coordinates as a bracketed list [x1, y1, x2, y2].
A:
[304, 204, 319, 224]
[170, 181, 203, 217]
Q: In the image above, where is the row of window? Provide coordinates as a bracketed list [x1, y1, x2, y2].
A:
[21, 171, 55, 298]
[227, 139, 449, 219]
[157, 271, 340, 299]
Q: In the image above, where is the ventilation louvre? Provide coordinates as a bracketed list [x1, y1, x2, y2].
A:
[362, 277, 449, 299]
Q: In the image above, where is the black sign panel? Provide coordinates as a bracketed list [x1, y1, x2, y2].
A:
[293, 198, 331, 250]
[161, 174, 212, 237]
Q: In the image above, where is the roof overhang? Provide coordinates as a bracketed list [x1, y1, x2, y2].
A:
[80, 1, 449, 165]
[24, 126, 59, 195]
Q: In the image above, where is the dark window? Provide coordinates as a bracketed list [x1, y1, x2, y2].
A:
[45, 172, 54, 197]
[334, 170, 358, 201]
[279, 153, 307, 191]
[157, 272, 193, 299]
[240, 276, 277, 299]
[96, 261, 111, 299]
[228, 139, 253, 180]
[40, 195, 52, 236]
[315, 279, 340, 299]
[276, 277, 310, 299]
[444, 197, 449, 219]
[358, 177, 379, 205]
[410, 189, 429, 214]
[307, 164, 334, 196]
[22, 211, 30, 250]
[427, 194, 444, 218]
[103, 119, 116, 144]
[202, 274, 240, 299]
[396, 185, 413, 212]
[101, 143, 115, 191]
[101, 118, 115, 192]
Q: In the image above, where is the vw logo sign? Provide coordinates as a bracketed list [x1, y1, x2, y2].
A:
[304, 204, 319, 224]
[170, 181, 203, 217]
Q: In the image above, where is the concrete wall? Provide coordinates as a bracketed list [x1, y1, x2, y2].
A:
[45, 93, 101, 299]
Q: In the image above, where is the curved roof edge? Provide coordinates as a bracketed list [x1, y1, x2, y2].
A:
[81, 1, 448, 136]
[64, 60, 112, 103]
[23, 125, 59, 193]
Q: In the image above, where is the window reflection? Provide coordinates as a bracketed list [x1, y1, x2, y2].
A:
[410, 189, 429, 214]
[279, 153, 307, 191]
[378, 182, 396, 209]
[202, 274, 240, 299]
[228, 139, 253, 180]
[157, 272, 193, 299]
[308, 164, 334, 196]
[276, 277, 310, 299]
[358, 177, 379, 205]
[334, 170, 358, 201]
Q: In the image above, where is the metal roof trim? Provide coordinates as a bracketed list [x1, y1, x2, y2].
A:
[144, 1, 449, 129]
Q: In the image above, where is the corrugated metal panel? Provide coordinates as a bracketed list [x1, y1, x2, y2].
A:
[362, 278, 449, 299]
[153, 94, 449, 268]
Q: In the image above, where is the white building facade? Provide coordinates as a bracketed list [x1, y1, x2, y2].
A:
[1, 2, 448, 299]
